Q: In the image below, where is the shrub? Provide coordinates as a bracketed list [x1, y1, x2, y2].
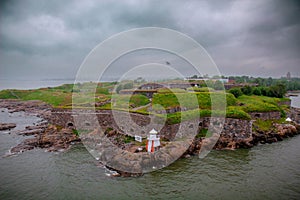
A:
[116, 84, 123, 94]
[196, 129, 208, 138]
[213, 80, 224, 90]
[96, 87, 109, 95]
[187, 87, 214, 92]
[129, 94, 150, 107]
[268, 83, 286, 98]
[229, 88, 243, 98]
[241, 86, 253, 95]
[252, 87, 261, 96]
[123, 82, 134, 89]
[259, 87, 269, 96]
[225, 93, 238, 106]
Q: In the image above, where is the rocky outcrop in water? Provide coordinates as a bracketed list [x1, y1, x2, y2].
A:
[0, 100, 79, 154]
[252, 123, 300, 145]
[11, 125, 80, 154]
[0, 123, 16, 131]
[0, 99, 51, 118]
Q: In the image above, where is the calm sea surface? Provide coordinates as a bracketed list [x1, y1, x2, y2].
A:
[0, 80, 75, 90]
[0, 82, 300, 200]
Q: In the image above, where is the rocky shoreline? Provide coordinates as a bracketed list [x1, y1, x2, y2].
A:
[1, 99, 300, 177]
[0, 100, 80, 154]
[183, 122, 300, 157]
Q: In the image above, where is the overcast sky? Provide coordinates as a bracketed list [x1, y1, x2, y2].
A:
[0, 0, 299, 82]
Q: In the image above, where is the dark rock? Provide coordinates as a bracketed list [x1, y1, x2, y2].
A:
[11, 144, 34, 153]
[266, 137, 277, 143]
[10, 125, 80, 153]
[0, 123, 16, 131]
[183, 138, 202, 156]
[25, 125, 47, 130]
[18, 129, 43, 136]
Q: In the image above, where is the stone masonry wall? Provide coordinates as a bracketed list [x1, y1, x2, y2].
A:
[48, 109, 253, 144]
[290, 107, 300, 124]
[249, 111, 281, 120]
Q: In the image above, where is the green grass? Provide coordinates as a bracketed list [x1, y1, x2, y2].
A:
[187, 87, 215, 92]
[196, 129, 208, 138]
[237, 95, 283, 113]
[253, 118, 286, 132]
[196, 129, 213, 138]
[152, 92, 235, 111]
[0, 89, 70, 106]
[160, 106, 250, 125]
[0, 82, 113, 108]
[157, 88, 186, 93]
[226, 106, 251, 120]
[124, 135, 135, 143]
[112, 94, 150, 109]
[0, 83, 289, 123]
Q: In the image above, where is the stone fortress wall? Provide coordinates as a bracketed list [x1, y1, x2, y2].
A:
[49, 109, 253, 142]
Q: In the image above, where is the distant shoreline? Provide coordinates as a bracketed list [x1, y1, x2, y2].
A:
[287, 90, 300, 95]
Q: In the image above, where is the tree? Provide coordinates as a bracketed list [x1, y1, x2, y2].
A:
[241, 86, 253, 95]
[134, 77, 145, 83]
[213, 80, 224, 90]
[191, 74, 198, 79]
[252, 87, 262, 96]
[269, 83, 286, 98]
[229, 88, 243, 98]
[259, 87, 269, 96]
[116, 84, 123, 94]
[266, 77, 273, 86]
[205, 80, 214, 88]
[123, 82, 133, 89]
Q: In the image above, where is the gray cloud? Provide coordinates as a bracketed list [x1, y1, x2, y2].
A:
[0, 0, 299, 81]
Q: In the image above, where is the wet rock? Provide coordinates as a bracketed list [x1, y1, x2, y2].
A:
[0, 123, 16, 130]
[105, 165, 143, 177]
[252, 123, 300, 145]
[25, 125, 47, 130]
[214, 133, 253, 150]
[37, 127, 80, 151]
[184, 138, 202, 156]
[266, 137, 277, 144]
[0, 99, 51, 117]
[18, 129, 44, 136]
[10, 126, 80, 153]
[11, 143, 34, 153]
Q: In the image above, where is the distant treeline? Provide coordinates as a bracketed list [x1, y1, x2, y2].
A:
[228, 76, 300, 91]
[228, 84, 286, 98]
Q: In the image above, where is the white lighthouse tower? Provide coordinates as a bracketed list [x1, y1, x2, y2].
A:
[146, 129, 160, 153]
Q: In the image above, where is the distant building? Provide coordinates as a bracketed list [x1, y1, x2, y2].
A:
[228, 78, 235, 84]
[186, 77, 229, 83]
[119, 89, 158, 98]
[223, 83, 259, 90]
[168, 83, 193, 89]
[138, 83, 165, 90]
[287, 72, 291, 80]
[218, 79, 229, 83]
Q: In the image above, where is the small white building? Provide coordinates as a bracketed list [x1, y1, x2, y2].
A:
[146, 129, 160, 152]
[286, 117, 292, 122]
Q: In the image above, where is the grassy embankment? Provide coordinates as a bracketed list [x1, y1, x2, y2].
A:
[0, 83, 289, 126]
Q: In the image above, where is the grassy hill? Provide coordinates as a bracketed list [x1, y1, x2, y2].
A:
[0, 82, 290, 124]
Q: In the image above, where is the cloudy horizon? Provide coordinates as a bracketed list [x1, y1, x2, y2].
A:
[0, 0, 299, 82]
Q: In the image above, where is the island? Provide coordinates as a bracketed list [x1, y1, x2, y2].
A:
[1, 78, 300, 176]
